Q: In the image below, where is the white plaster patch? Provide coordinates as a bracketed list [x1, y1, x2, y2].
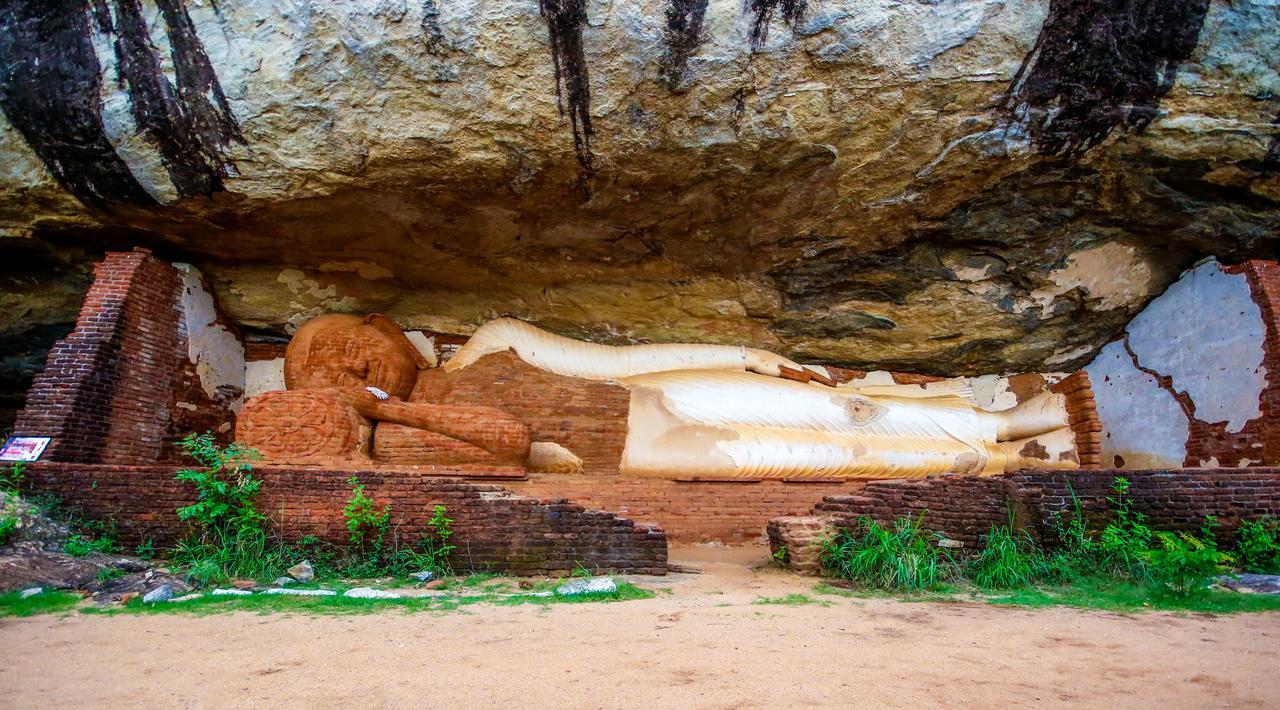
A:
[1085, 339, 1190, 469]
[245, 358, 287, 399]
[175, 263, 246, 409]
[1125, 259, 1266, 433]
[1029, 243, 1155, 316]
[968, 374, 1018, 412]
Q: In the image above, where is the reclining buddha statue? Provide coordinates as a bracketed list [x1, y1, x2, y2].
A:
[237, 314, 1100, 477]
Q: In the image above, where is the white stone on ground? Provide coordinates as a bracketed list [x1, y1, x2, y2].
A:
[18, 587, 43, 599]
[342, 587, 402, 599]
[168, 593, 203, 603]
[264, 587, 335, 596]
[211, 588, 253, 596]
[555, 578, 617, 596]
[143, 585, 174, 603]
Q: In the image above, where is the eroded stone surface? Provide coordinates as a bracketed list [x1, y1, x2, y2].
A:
[0, 0, 1276, 376]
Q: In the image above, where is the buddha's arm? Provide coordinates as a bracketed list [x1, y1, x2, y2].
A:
[332, 388, 531, 461]
[445, 317, 828, 381]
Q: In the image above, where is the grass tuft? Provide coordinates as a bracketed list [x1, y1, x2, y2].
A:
[0, 590, 82, 617]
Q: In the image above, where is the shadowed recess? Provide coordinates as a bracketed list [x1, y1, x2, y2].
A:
[746, 0, 806, 50]
[1263, 113, 1279, 172]
[1003, 0, 1211, 156]
[659, 0, 709, 91]
[538, 0, 595, 179]
[0, 0, 156, 208]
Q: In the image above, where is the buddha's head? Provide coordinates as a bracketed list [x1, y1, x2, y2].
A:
[283, 314, 427, 399]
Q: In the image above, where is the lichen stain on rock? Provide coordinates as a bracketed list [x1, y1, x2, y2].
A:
[1005, 0, 1212, 156]
[0, 0, 155, 207]
[0, 0, 242, 207]
[538, 0, 594, 183]
[152, 0, 244, 168]
[103, 0, 229, 198]
[658, 0, 709, 92]
[746, 0, 806, 50]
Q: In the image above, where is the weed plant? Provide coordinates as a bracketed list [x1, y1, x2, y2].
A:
[820, 514, 956, 591]
[967, 521, 1046, 589]
[1236, 517, 1280, 574]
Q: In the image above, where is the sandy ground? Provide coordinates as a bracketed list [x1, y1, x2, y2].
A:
[2, 545, 1278, 709]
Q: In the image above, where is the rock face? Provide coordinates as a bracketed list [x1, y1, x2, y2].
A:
[0, 0, 1276, 385]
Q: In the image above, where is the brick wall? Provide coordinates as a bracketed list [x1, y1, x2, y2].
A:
[23, 463, 667, 576]
[769, 469, 1280, 571]
[509, 473, 866, 543]
[13, 250, 183, 464]
[243, 340, 287, 362]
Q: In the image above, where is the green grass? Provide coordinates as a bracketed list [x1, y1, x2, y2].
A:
[986, 577, 1280, 614]
[79, 580, 654, 617]
[812, 582, 859, 598]
[0, 590, 82, 617]
[752, 593, 827, 606]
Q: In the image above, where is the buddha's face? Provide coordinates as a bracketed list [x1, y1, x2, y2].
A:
[287, 319, 418, 399]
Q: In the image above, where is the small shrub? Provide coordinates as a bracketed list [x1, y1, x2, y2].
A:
[1095, 478, 1153, 580]
[64, 533, 115, 557]
[772, 545, 788, 566]
[0, 463, 25, 494]
[134, 539, 156, 560]
[820, 515, 955, 591]
[343, 476, 391, 554]
[1236, 517, 1280, 575]
[0, 513, 16, 546]
[968, 523, 1046, 589]
[172, 433, 277, 584]
[94, 567, 125, 584]
[1145, 530, 1232, 596]
[341, 478, 456, 578]
[1043, 477, 1154, 583]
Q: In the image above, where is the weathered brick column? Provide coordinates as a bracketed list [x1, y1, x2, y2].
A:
[13, 249, 182, 464]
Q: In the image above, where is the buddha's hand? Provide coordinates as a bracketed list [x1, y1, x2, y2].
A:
[365, 386, 390, 401]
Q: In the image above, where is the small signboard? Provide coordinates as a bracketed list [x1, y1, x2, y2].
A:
[0, 436, 51, 462]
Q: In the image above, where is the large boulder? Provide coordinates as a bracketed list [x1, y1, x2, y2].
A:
[0, 0, 1275, 374]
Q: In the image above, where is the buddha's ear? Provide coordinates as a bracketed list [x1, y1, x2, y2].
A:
[363, 313, 432, 370]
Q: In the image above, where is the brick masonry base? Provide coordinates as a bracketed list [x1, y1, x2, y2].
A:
[23, 463, 667, 576]
[507, 474, 867, 543]
[769, 468, 1280, 575]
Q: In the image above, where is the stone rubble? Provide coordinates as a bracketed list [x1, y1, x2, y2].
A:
[1217, 574, 1280, 595]
[286, 561, 315, 584]
[142, 585, 174, 604]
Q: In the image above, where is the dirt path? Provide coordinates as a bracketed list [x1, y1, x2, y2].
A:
[2, 546, 1278, 709]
